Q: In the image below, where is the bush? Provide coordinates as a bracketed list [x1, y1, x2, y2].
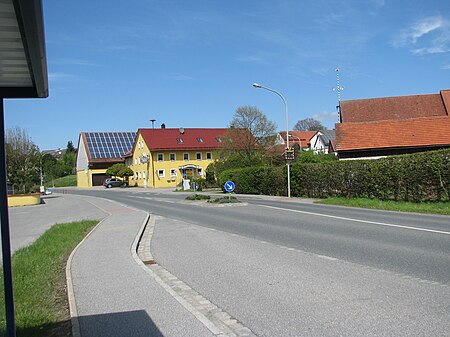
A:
[291, 149, 450, 202]
[220, 166, 285, 195]
[185, 194, 211, 201]
[221, 149, 450, 202]
[208, 196, 240, 203]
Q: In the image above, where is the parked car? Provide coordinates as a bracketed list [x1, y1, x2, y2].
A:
[103, 178, 128, 188]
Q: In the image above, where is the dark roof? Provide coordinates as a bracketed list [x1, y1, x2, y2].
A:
[318, 130, 336, 146]
[81, 132, 136, 161]
[0, 0, 48, 98]
[139, 128, 229, 151]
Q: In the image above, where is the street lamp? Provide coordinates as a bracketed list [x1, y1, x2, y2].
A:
[252, 83, 291, 198]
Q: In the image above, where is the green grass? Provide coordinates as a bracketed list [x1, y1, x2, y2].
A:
[185, 194, 211, 201]
[317, 197, 450, 215]
[208, 196, 240, 204]
[45, 175, 77, 188]
[0, 220, 97, 337]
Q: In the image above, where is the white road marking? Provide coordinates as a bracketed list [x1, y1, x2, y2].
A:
[258, 205, 450, 235]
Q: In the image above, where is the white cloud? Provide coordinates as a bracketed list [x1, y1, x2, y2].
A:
[163, 74, 193, 81]
[393, 15, 446, 47]
[51, 58, 97, 66]
[442, 64, 450, 70]
[48, 72, 71, 81]
[370, 0, 385, 9]
[393, 15, 450, 55]
[235, 55, 266, 64]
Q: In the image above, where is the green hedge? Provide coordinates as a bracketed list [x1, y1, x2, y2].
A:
[220, 166, 286, 195]
[220, 149, 450, 202]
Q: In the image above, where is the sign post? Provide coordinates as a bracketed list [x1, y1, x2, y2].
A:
[224, 180, 235, 200]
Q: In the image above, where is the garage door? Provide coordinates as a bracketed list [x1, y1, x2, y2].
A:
[92, 173, 109, 186]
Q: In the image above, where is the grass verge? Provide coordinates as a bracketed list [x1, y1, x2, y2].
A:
[0, 220, 97, 337]
[317, 197, 450, 215]
[45, 175, 77, 188]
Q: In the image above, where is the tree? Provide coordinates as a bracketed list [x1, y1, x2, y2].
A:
[5, 127, 41, 193]
[226, 105, 277, 157]
[67, 140, 76, 153]
[293, 118, 326, 131]
[105, 163, 133, 181]
[106, 163, 125, 177]
[117, 166, 134, 181]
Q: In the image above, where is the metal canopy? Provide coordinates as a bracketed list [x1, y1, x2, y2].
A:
[0, 0, 48, 98]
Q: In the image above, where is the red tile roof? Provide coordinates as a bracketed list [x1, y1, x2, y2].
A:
[340, 91, 448, 123]
[336, 117, 450, 151]
[138, 128, 229, 151]
[279, 131, 318, 148]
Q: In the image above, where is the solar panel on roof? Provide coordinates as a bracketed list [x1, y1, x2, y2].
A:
[85, 132, 136, 159]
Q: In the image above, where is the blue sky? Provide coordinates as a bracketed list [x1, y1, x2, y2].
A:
[4, 0, 450, 150]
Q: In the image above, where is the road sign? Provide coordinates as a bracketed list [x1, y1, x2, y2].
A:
[224, 181, 235, 193]
[285, 147, 295, 160]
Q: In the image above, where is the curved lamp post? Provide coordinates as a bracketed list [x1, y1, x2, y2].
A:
[252, 83, 291, 198]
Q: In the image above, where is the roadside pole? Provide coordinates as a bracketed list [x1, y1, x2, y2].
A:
[0, 98, 17, 337]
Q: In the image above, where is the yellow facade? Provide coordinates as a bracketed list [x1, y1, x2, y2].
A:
[76, 168, 112, 188]
[129, 133, 217, 188]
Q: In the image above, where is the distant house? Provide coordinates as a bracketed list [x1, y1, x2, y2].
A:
[336, 89, 450, 159]
[128, 128, 228, 188]
[76, 132, 136, 187]
[310, 130, 336, 154]
[42, 148, 66, 159]
[276, 130, 318, 150]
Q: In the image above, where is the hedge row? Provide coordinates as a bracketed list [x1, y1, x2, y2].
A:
[220, 149, 450, 202]
[220, 166, 286, 196]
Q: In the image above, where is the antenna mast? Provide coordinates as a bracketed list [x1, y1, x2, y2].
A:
[333, 67, 344, 122]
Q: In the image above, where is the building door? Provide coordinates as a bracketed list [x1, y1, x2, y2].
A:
[92, 173, 109, 186]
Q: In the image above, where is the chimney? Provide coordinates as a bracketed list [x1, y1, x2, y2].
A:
[441, 90, 450, 116]
[161, 123, 166, 129]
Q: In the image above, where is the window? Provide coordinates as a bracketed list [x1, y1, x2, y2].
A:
[183, 153, 189, 161]
[206, 152, 212, 160]
[198, 168, 203, 176]
[197, 137, 203, 143]
[177, 138, 183, 143]
[157, 153, 164, 162]
[196, 152, 202, 160]
[215, 137, 222, 143]
[138, 172, 141, 179]
[170, 169, 177, 177]
[170, 153, 176, 161]
[157, 169, 165, 178]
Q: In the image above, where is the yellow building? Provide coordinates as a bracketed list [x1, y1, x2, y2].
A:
[76, 132, 136, 187]
[128, 127, 228, 188]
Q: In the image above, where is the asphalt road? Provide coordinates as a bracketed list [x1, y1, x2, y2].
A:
[67, 188, 450, 285]
[65, 188, 450, 336]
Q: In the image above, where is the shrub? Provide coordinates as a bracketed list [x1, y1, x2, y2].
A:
[185, 194, 211, 201]
[208, 196, 240, 203]
[219, 166, 285, 195]
[221, 149, 450, 202]
[291, 149, 450, 202]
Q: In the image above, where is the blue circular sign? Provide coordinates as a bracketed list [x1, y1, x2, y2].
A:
[224, 181, 235, 193]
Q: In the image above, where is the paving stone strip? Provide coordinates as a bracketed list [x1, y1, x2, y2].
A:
[137, 215, 256, 337]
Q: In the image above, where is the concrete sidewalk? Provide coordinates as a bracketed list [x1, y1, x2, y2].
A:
[67, 195, 215, 337]
[2, 194, 107, 259]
